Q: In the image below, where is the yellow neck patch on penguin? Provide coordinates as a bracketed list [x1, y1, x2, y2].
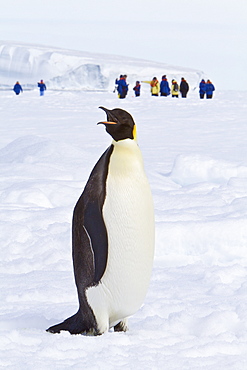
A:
[133, 124, 137, 141]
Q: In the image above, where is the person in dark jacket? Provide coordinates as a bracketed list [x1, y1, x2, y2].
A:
[13, 81, 23, 95]
[160, 75, 170, 96]
[180, 77, 189, 98]
[133, 81, 141, 97]
[38, 80, 46, 96]
[206, 80, 215, 99]
[115, 75, 128, 99]
[199, 79, 207, 99]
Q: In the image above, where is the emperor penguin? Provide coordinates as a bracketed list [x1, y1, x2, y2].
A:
[47, 107, 155, 335]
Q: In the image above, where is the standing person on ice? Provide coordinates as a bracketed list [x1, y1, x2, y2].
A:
[160, 75, 170, 97]
[38, 80, 46, 96]
[115, 75, 128, 99]
[142, 77, 160, 96]
[206, 79, 215, 99]
[171, 79, 179, 98]
[180, 77, 189, 98]
[199, 79, 207, 99]
[133, 81, 141, 97]
[13, 81, 23, 95]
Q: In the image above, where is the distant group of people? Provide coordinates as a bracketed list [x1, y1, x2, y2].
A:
[12, 76, 215, 100]
[199, 79, 215, 99]
[115, 74, 215, 99]
[12, 80, 47, 96]
[115, 75, 128, 99]
[115, 75, 190, 99]
[142, 76, 189, 98]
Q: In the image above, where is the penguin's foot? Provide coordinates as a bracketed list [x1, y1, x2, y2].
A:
[46, 311, 98, 336]
[114, 319, 128, 332]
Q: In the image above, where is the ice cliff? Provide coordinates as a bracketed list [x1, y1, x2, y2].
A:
[0, 41, 203, 91]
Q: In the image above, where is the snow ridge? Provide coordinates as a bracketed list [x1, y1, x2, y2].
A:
[0, 41, 203, 90]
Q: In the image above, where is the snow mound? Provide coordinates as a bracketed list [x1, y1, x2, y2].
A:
[0, 41, 203, 90]
[0, 135, 86, 164]
[170, 154, 247, 186]
[1, 89, 247, 368]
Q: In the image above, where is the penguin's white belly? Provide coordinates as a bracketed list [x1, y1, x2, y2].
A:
[86, 140, 155, 333]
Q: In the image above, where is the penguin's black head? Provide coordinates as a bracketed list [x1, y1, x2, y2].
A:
[97, 107, 136, 142]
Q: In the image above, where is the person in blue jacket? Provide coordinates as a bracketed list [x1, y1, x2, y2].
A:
[133, 81, 141, 97]
[38, 80, 46, 96]
[13, 81, 23, 95]
[206, 79, 215, 99]
[160, 75, 170, 96]
[199, 79, 207, 99]
[115, 75, 128, 99]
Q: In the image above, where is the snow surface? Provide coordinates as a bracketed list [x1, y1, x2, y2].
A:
[0, 84, 247, 369]
[0, 41, 203, 91]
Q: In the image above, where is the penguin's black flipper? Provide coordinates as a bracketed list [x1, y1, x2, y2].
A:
[72, 145, 114, 285]
[47, 146, 114, 336]
[46, 310, 98, 335]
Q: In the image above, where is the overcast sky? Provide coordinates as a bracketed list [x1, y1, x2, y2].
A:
[0, 0, 246, 90]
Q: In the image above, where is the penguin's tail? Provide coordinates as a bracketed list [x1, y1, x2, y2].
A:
[46, 311, 98, 335]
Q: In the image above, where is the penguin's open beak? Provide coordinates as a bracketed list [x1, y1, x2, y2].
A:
[97, 106, 118, 125]
[97, 121, 117, 125]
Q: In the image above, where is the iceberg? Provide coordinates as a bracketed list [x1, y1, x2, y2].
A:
[0, 41, 203, 91]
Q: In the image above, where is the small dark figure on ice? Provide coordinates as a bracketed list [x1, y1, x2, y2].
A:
[206, 80, 215, 99]
[180, 77, 189, 98]
[199, 79, 207, 99]
[171, 79, 179, 98]
[160, 75, 170, 96]
[133, 81, 141, 97]
[13, 81, 23, 95]
[38, 80, 47, 96]
[115, 75, 128, 99]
